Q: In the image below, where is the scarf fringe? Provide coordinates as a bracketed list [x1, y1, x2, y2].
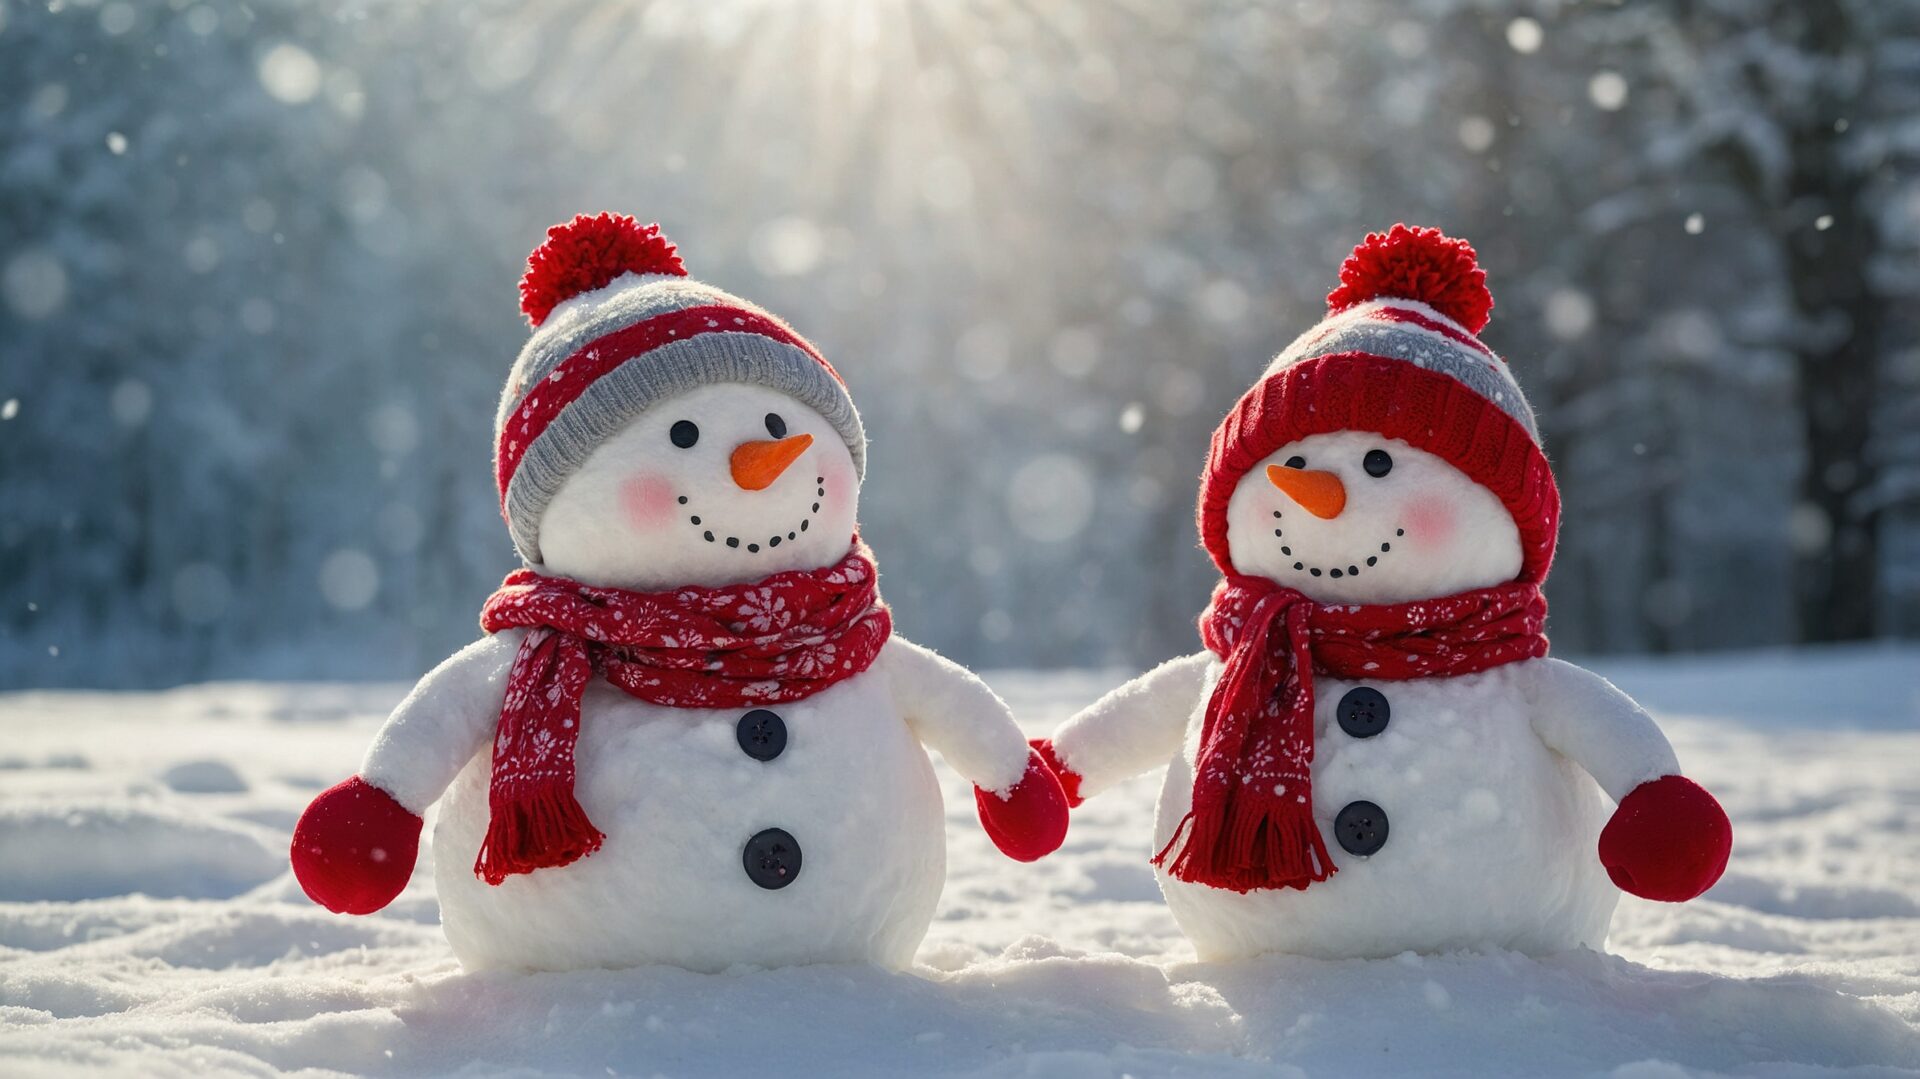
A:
[474, 789, 607, 886]
[472, 542, 889, 886]
[1152, 798, 1335, 895]
[1175, 577, 1548, 894]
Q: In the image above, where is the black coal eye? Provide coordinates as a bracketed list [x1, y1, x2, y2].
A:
[670, 420, 700, 449]
[1284, 456, 1307, 470]
[765, 412, 787, 439]
[1364, 449, 1393, 477]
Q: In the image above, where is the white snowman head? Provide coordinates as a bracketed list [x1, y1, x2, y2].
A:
[538, 383, 861, 589]
[495, 214, 869, 587]
[1223, 431, 1521, 604]
[1199, 225, 1561, 602]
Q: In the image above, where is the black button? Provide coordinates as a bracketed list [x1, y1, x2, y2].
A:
[736, 709, 787, 761]
[1336, 687, 1391, 739]
[743, 828, 802, 889]
[1334, 800, 1389, 856]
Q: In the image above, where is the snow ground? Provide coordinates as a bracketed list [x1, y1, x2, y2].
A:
[1, 646, 1917, 1078]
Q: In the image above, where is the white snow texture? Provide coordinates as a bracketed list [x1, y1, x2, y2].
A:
[1, 647, 1917, 1077]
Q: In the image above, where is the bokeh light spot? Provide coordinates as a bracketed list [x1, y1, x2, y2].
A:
[750, 216, 825, 277]
[110, 379, 153, 428]
[1007, 454, 1095, 543]
[1588, 70, 1629, 111]
[172, 563, 232, 625]
[318, 549, 380, 612]
[3, 249, 69, 320]
[1506, 17, 1543, 54]
[259, 43, 322, 104]
[1543, 288, 1595, 340]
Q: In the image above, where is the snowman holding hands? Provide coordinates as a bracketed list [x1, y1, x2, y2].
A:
[1035, 226, 1732, 961]
[291, 214, 1069, 973]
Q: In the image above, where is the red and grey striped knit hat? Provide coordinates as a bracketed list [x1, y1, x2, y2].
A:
[495, 214, 865, 565]
[1198, 224, 1561, 584]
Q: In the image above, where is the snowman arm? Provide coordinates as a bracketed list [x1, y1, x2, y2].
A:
[357, 629, 526, 813]
[877, 636, 1030, 795]
[1525, 657, 1682, 803]
[1049, 651, 1212, 799]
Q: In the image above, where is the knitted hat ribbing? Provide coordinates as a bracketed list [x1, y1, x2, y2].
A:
[1197, 225, 1560, 584]
[494, 214, 866, 566]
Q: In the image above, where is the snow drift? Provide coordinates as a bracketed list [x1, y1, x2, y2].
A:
[0, 648, 1916, 1076]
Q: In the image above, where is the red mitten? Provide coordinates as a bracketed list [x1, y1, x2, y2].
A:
[974, 750, 1070, 862]
[291, 776, 423, 915]
[1029, 737, 1085, 808]
[1598, 774, 1731, 902]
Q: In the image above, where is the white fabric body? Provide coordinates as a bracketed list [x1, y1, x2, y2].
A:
[1048, 440, 1682, 960]
[1050, 654, 1679, 961]
[356, 383, 1030, 971]
[362, 630, 1028, 973]
[432, 663, 945, 973]
[1156, 659, 1617, 960]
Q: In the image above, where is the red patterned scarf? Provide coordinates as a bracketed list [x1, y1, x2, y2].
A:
[1155, 575, 1548, 893]
[473, 541, 891, 884]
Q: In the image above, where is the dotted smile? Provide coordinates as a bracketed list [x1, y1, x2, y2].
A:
[679, 476, 826, 554]
[1267, 447, 1403, 580]
[1274, 508, 1403, 580]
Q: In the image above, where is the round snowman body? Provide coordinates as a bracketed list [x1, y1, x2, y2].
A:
[1154, 657, 1616, 961]
[433, 667, 945, 972]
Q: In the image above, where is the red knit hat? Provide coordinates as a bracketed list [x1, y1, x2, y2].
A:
[496, 214, 866, 566]
[1197, 225, 1560, 585]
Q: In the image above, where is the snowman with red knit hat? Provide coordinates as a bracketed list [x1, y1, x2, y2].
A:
[1035, 225, 1731, 960]
[290, 213, 1068, 972]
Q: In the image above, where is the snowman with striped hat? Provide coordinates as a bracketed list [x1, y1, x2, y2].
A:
[1035, 225, 1731, 960]
[290, 214, 1068, 972]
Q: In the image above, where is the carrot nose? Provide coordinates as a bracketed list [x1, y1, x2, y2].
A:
[730, 433, 813, 490]
[1267, 464, 1346, 519]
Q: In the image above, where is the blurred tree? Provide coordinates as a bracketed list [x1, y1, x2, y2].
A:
[1, 0, 1913, 686]
[1573, 0, 1920, 640]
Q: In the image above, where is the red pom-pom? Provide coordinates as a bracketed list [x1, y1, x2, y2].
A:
[1326, 223, 1493, 333]
[519, 213, 686, 327]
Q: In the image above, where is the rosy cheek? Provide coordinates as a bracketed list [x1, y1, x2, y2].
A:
[619, 473, 679, 532]
[821, 456, 856, 507]
[1401, 495, 1457, 550]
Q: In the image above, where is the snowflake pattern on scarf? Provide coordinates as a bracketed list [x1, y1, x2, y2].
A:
[468, 540, 891, 884]
[1156, 574, 1549, 893]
